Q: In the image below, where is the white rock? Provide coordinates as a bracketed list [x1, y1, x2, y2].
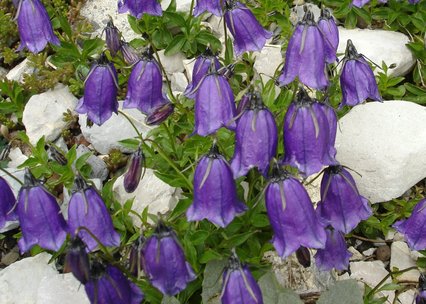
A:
[23, 85, 77, 145]
[390, 241, 419, 282]
[183, 58, 196, 81]
[158, 50, 185, 75]
[171, 72, 188, 93]
[337, 27, 416, 77]
[398, 289, 416, 304]
[207, 15, 225, 39]
[36, 273, 89, 304]
[290, 4, 321, 25]
[161, 0, 192, 12]
[6, 59, 36, 83]
[76, 145, 109, 181]
[79, 101, 153, 154]
[305, 172, 322, 204]
[335, 101, 426, 203]
[348, 247, 363, 261]
[113, 168, 180, 225]
[362, 248, 376, 257]
[253, 44, 282, 83]
[0, 67, 8, 78]
[7, 147, 28, 168]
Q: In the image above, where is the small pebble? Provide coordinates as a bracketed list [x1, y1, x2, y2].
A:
[376, 245, 391, 262]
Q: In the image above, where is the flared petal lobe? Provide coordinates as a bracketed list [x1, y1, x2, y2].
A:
[185, 53, 221, 99]
[0, 177, 17, 229]
[352, 0, 371, 8]
[314, 228, 351, 271]
[194, 0, 222, 17]
[105, 20, 121, 56]
[394, 199, 426, 251]
[318, 9, 339, 64]
[118, 0, 162, 18]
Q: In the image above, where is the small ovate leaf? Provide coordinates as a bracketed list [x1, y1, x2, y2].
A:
[258, 271, 303, 304]
[201, 259, 227, 304]
[164, 35, 186, 56]
[317, 280, 363, 304]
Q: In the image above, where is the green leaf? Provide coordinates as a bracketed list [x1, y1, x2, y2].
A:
[164, 11, 187, 29]
[201, 259, 227, 304]
[199, 249, 223, 264]
[317, 280, 363, 304]
[127, 15, 142, 34]
[164, 35, 186, 56]
[258, 271, 303, 304]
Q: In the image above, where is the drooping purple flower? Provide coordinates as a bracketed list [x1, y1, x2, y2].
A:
[318, 9, 339, 64]
[230, 92, 278, 178]
[194, 72, 237, 136]
[265, 165, 327, 258]
[142, 222, 196, 296]
[316, 165, 372, 234]
[351, 0, 371, 8]
[236, 92, 250, 115]
[283, 89, 336, 177]
[145, 103, 175, 125]
[85, 262, 144, 304]
[224, 1, 272, 56]
[67, 176, 120, 252]
[314, 228, 351, 271]
[17, 169, 67, 253]
[104, 19, 121, 56]
[187, 144, 247, 227]
[65, 237, 90, 284]
[394, 199, 426, 251]
[279, 10, 328, 90]
[15, 0, 60, 54]
[194, 0, 222, 17]
[118, 0, 162, 18]
[340, 40, 382, 107]
[124, 146, 145, 193]
[0, 176, 17, 229]
[120, 40, 140, 65]
[318, 100, 338, 157]
[76, 54, 119, 126]
[123, 49, 169, 115]
[221, 252, 263, 304]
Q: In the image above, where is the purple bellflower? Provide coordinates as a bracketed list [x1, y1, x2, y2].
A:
[236, 92, 250, 115]
[118, 0, 162, 18]
[76, 54, 119, 126]
[187, 144, 247, 227]
[142, 222, 196, 296]
[65, 237, 91, 284]
[230, 92, 278, 178]
[123, 146, 145, 193]
[279, 10, 328, 90]
[394, 198, 426, 251]
[283, 89, 336, 177]
[194, 0, 222, 17]
[316, 165, 372, 234]
[17, 169, 67, 253]
[145, 102, 175, 125]
[123, 49, 169, 115]
[67, 176, 120, 252]
[0, 177, 17, 229]
[352, 0, 371, 8]
[224, 0, 272, 56]
[340, 40, 382, 107]
[314, 228, 351, 271]
[319, 100, 338, 157]
[104, 19, 121, 56]
[265, 165, 327, 258]
[15, 0, 60, 54]
[85, 262, 144, 304]
[221, 252, 263, 304]
[417, 274, 426, 304]
[318, 9, 339, 64]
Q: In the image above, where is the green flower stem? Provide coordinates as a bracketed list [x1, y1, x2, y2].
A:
[188, 0, 195, 24]
[162, 122, 177, 155]
[75, 226, 114, 261]
[0, 167, 23, 185]
[118, 110, 145, 144]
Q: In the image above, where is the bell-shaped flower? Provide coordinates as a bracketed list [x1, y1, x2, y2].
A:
[0, 176, 17, 229]
[123, 49, 169, 115]
[318, 100, 337, 157]
[221, 253, 263, 304]
[265, 165, 327, 258]
[187, 144, 247, 227]
[318, 9, 339, 64]
[17, 169, 67, 253]
[340, 40, 382, 107]
[194, 72, 237, 136]
[236, 92, 250, 115]
[85, 262, 144, 304]
[394, 199, 426, 251]
[224, 1, 272, 56]
[124, 146, 145, 193]
[67, 176, 120, 252]
[352, 0, 371, 7]
[65, 237, 90, 284]
[15, 0, 60, 54]
[316, 165, 372, 234]
[142, 222, 196, 296]
[118, 0, 162, 18]
[314, 228, 351, 271]
[230, 92, 278, 178]
[145, 103, 175, 125]
[283, 89, 336, 176]
[76, 54, 119, 126]
[194, 0, 222, 17]
[278, 10, 328, 90]
[104, 19, 121, 56]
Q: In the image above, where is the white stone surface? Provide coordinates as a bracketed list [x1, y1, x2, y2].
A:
[398, 289, 416, 304]
[161, 0, 192, 12]
[304, 172, 322, 204]
[183, 58, 196, 82]
[362, 248, 376, 257]
[36, 273, 89, 304]
[76, 145, 109, 181]
[113, 168, 180, 225]
[253, 44, 282, 83]
[348, 247, 363, 261]
[158, 50, 185, 75]
[335, 101, 426, 203]
[171, 72, 188, 93]
[290, 4, 321, 25]
[390, 241, 419, 282]
[79, 101, 153, 154]
[207, 15, 225, 39]
[7, 148, 28, 168]
[6, 59, 36, 83]
[337, 27, 416, 77]
[23, 85, 77, 145]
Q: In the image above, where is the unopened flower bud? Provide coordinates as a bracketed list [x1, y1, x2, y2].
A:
[145, 103, 175, 126]
[124, 147, 145, 193]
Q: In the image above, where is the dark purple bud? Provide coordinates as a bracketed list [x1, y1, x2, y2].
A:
[296, 247, 311, 268]
[85, 262, 144, 304]
[420, 273, 426, 290]
[265, 165, 326, 258]
[48, 144, 67, 165]
[124, 146, 145, 193]
[187, 144, 247, 227]
[120, 40, 140, 65]
[221, 252, 263, 304]
[67, 175, 120, 252]
[17, 169, 68, 253]
[318, 9, 339, 64]
[0, 177, 17, 229]
[128, 235, 145, 277]
[194, 72, 237, 136]
[278, 10, 329, 90]
[16, 0, 60, 54]
[65, 237, 90, 284]
[236, 92, 250, 115]
[194, 0, 223, 17]
[142, 222, 196, 296]
[145, 102, 175, 126]
[76, 54, 119, 126]
[352, 0, 371, 7]
[230, 93, 278, 178]
[218, 63, 236, 80]
[316, 165, 372, 234]
[118, 0, 162, 18]
[340, 40, 381, 107]
[314, 228, 351, 271]
[224, 1, 271, 56]
[105, 19, 121, 56]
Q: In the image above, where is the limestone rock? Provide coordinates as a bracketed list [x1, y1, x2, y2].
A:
[398, 290, 416, 304]
[161, 0, 192, 12]
[7, 148, 28, 168]
[6, 59, 36, 83]
[171, 72, 188, 93]
[76, 145, 109, 181]
[253, 44, 282, 83]
[290, 4, 321, 25]
[390, 241, 419, 282]
[36, 273, 89, 304]
[158, 50, 185, 76]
